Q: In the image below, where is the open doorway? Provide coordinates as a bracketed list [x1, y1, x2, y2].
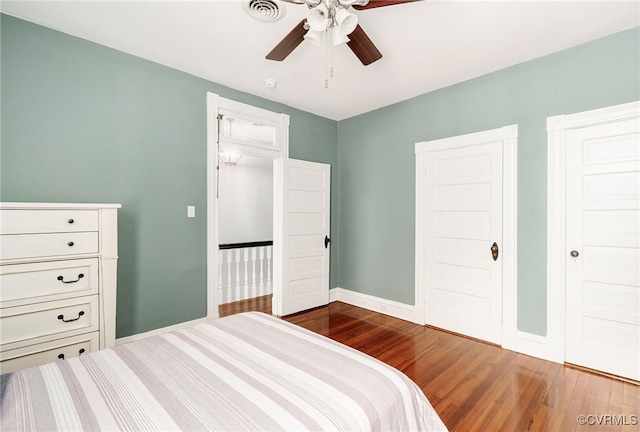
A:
[207, 93, 330, 320]
[206, 93, 289, 319]
[217, 154, 274, 317]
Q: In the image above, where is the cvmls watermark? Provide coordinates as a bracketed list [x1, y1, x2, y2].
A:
[577, 414, 638, 426]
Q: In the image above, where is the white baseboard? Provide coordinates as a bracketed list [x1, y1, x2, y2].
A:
[116, 290, 417, 345]
[330, 288, 565, 364]
[116, 317, 209, 345]
[330, 287, 422, 325]
[118, 292, 564, 367]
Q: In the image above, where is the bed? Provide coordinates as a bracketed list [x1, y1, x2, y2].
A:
[1, 311, 447, 431]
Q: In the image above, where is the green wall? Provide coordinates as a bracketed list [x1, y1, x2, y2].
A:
[336, 27, 640, 336]
[0, 14, 338, 338]
[2, 13, 638, 339]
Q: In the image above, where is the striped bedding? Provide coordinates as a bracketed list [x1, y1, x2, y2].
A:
[1, 312, 447, 431]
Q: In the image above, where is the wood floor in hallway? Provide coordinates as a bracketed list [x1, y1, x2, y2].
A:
[220, 298, 639, 432]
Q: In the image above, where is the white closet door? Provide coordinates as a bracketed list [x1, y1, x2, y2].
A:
[424, 141, 503, 344]
[276, 159, 331, 316]
[565, 117, 640, 380]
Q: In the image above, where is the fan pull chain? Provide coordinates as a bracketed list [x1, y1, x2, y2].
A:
[325, 29, 330, 88]
[325, 28, 334, 88]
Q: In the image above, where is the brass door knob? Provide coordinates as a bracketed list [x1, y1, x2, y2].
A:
[491, 242, 499, 261]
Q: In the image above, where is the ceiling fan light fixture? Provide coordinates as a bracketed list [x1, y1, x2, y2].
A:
[331, 26, 350, 46]
[308, 3, 329, 31]
[334, 6, 358, 35]
[266, 0, 399, 66]
[304, 28, 323, 46]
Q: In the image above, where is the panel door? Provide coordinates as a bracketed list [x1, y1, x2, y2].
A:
[565, 117, 640, 380]
[276, 159, 331, 316]
[423, 141, 503, 344]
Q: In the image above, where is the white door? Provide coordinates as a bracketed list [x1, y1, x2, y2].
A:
[274, 158, 331, 316]
[422, 141, 503, 344]
[565, 117, 639, 380]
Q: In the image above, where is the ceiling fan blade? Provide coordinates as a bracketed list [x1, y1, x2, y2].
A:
[266, 19, 307, 61]
[347, 25, 382, 66]
[353, 0, 422, 10]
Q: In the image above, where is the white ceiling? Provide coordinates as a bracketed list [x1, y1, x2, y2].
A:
[2, 0, 638, 120]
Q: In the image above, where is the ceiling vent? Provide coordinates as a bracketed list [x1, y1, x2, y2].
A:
[245, 0, 286, 22]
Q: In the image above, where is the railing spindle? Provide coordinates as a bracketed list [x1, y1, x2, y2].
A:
[235, 249, 241, 302]
[226, 250, 233, 303]
[251, 247, 257, 298]
[218, 250, 224, 304]
[259, 246, 265, 296]
[243, 248, 249, 300]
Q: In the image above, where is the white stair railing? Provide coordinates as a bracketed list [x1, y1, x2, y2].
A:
[218, 242, 273, 305]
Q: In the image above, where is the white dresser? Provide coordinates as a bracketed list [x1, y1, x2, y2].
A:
[0, 203, 120, 373]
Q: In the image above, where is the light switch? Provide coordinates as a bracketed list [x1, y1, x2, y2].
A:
[187, 206, 195, 218]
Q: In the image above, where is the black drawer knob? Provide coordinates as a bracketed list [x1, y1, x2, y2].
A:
[67, 241, 74, 247]
[68, 218, 74, 224]
[58, 353, 65, 360]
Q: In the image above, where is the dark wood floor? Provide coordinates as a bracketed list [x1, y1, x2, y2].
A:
[220, 296, 639, 432]
[218, 294, 273, 317]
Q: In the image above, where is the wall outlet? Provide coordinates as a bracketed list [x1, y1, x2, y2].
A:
[187, 206, 195, 218]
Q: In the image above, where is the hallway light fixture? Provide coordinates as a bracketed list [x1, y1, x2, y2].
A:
[219, 151, 242, 167]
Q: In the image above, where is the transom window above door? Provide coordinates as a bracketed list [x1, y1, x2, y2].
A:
[217, 98, 289, 158]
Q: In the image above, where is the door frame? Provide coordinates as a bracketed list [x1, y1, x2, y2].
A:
[206, 93, 290, 319]
[546, 100, 640, 363]
[415, 124, 518, 346]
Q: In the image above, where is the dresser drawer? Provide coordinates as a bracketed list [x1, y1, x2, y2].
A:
[0, 296, 99, 350]
[0, 332, 99, 373]
[0, 259, 99, 307]
[0, 232, 99, 261]
[0, 209, 98, 234]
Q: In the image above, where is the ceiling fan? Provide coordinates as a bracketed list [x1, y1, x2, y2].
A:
[266, 0, 422, 66]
